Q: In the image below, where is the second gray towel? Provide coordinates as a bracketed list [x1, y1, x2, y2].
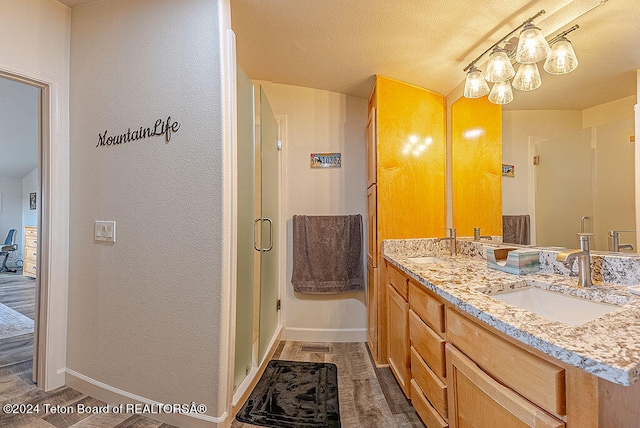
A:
[503, 214, 530, 245]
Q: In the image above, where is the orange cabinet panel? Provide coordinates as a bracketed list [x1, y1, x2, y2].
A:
[387, 284, 411, 398]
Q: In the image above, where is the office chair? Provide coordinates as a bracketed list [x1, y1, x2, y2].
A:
[0, 229, 18, 273]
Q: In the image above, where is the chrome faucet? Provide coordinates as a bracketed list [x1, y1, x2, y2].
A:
[473, 227, 492, 241]
[608, 230, 635, 252]
[437, 227, 457, 256]
[556, 233, 593, 287]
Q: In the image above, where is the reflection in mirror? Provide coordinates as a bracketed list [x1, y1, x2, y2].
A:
[534, 121, 635, 251]
[501, 0, 639, 253]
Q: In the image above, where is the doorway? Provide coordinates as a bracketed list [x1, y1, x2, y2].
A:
[0, 75, 41, 379]
[233, 68, 281, 394]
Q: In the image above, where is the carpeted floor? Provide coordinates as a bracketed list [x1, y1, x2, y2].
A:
[0, 302, 34, 340]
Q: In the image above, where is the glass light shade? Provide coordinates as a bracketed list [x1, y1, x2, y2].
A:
[488, 81, 514, 104]
[515, 23, 551, 64]
[512, 63, 542, 91]
[485, 49, 516, 82]
[543, 37, 578, 74]
[463, 66, 490, 98]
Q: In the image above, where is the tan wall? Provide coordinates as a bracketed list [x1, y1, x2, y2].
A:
[0, 0, 71, 390]
[502, 110, 583, 217]
[583, 95, 635, 128]
[67, 0, 231, 425]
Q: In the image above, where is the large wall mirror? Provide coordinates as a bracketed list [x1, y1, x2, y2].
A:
[500, 0, 639, 253]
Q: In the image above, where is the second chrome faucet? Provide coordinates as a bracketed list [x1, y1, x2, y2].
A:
[437, 227, 457, 256]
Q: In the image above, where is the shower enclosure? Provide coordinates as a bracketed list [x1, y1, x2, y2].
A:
[234, 67, 280, 390]
[535, 119, 635, 251]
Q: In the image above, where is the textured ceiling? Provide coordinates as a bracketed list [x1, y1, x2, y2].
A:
[56, 0, 100, 7]
[232, 0, 640, 110]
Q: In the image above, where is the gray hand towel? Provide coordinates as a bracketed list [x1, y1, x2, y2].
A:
[291, 214, 364, 294]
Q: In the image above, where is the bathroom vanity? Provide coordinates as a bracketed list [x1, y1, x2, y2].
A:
[382, 238, 640, 428]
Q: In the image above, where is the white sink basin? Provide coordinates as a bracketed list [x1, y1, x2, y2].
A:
[407, 256, 446, 264]
[486, 286, 619, 326]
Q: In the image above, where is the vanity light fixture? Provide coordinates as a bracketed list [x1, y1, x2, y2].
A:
[515, 22, 551, 64]
[462, 10, 581, 105]
[544, 25, 580, 74]
[512, 63, 542, 91]
[488, 80, 514, 104]
[463, 64, 490, 98]
[485, 48, 516, 83]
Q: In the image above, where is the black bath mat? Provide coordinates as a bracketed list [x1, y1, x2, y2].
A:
[236, 360, 340, 428]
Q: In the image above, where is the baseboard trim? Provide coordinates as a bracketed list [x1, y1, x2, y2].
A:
[65, 369, 226, 427]
[284, 327, 367, 343]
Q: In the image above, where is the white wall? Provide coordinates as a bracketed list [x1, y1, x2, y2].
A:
[0, 176, 22, 268]
[67, 0, 232, 426]
[0, 0, 70, 390]
[502, 110, 582, 216]
[583, 95, 635, 128]
[257, 81, 368, 342]
[22, 168, 38, 228]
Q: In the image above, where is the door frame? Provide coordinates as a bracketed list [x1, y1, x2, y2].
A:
[0, 68, 68, 391]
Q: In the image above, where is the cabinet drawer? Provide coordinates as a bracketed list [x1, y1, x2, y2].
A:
[409, 309, 446, 380]
[447, 344, 564, 428]
[23, 260, 37, 277]
[409, 280, 445, 336]
[24, 236, 38, 248]
[411, 346, 447, 418]
[386, 263, 409, 300]
[24, 246, 37, 262]
[446, 308, 566, 416]
[411, 379, 448, 428]
[24, 227, 37, 238]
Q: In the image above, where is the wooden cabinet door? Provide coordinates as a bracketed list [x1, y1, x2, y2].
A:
[387, 283, 411, 398]
[447, 344, 564, 428]
[367, 263, 378, 360]
[366, 106, 376, 188]
[367, 185, 377, 267]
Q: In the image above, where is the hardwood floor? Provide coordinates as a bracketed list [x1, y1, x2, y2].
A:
[0, 272, 35, 370]
[0, 359, 177, 428]
[1, 275, 422, 427]
[232, 341, 426, 428]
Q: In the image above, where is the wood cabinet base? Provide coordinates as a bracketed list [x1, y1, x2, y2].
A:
[447, 344, 564, 428]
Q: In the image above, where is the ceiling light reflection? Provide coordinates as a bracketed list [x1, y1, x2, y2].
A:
[462, 127, 485, 140]
[402, 135, 434, 156]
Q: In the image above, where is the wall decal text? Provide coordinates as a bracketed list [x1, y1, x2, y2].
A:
[96, 116, 180, 147]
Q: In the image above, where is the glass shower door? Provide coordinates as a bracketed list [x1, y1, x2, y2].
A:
[234, 66, 255, 389]
[535, 128, 592, 249]
[258, 87, 280, 363]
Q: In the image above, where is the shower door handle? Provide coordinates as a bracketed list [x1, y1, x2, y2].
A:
[262, 218, 273, 251]
[254, 218, 261, 251]
[254, 217, 273, 252]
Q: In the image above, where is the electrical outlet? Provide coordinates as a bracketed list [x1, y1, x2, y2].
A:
[95, 221, 116, 243]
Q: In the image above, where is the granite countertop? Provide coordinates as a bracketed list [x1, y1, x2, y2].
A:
[382, 238, 640, 386]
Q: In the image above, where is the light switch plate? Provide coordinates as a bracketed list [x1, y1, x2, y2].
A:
[95, 221, 116, 243]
